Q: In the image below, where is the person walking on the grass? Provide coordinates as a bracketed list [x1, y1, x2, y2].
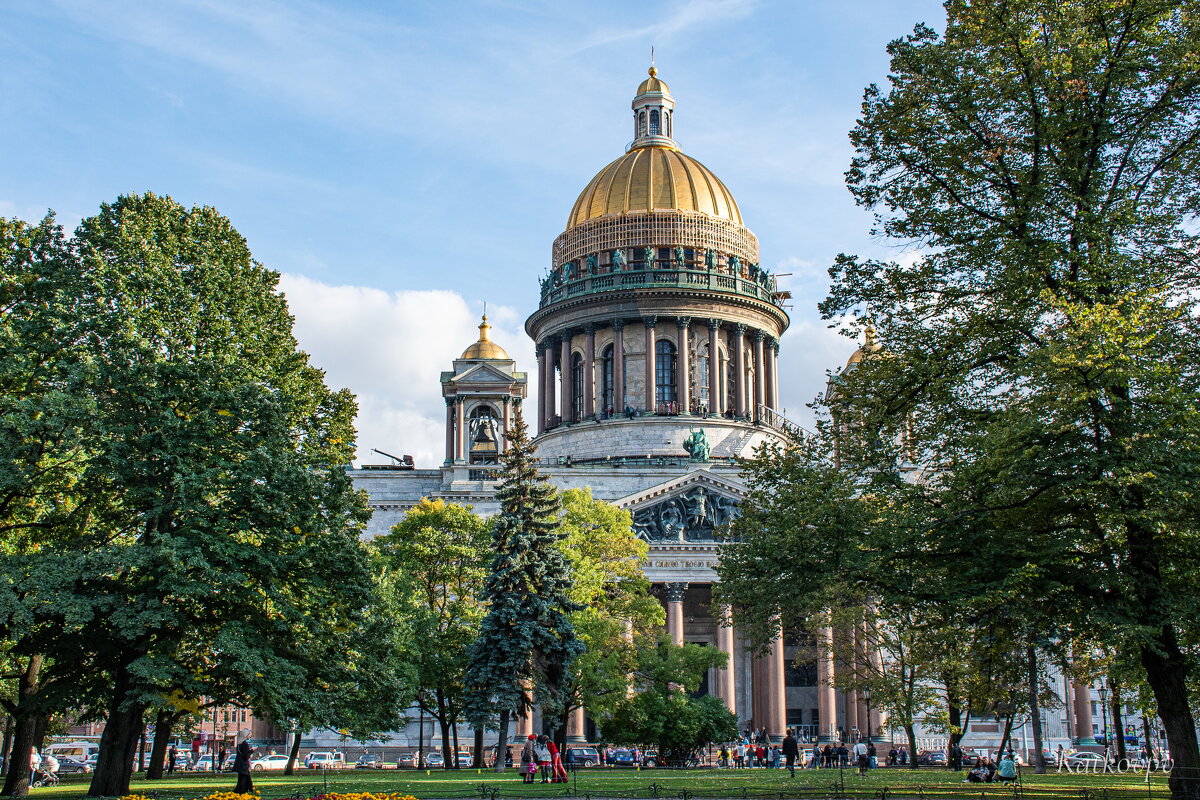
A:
[520, 734, 537, 784]
[232, 735, 254, 795]
[852, 739, 869, 776]
[782, 730, 799, 776]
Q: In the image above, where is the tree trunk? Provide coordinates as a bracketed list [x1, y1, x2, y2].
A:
[1141, 626, 1200, 800]
[493, 709, 510, 773]
[146, 709, 178, 780]
[439, 716, 452, 770]
[284, 729, 302, 776]
[1, 716, 12, 777]
[905, 725, 918, 770]
[472, 727, 484, 768]
[88, 676, 147, 798]
[1111, 682, 1127, 763]
[1, 654, 44, 798]
[452, 717, 460, 768]
[1028, 646, 1046, 773]
[997, 713, 1014, 758]
[1143, 715, 1154, 762]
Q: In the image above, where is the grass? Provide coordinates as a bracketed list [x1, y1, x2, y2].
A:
[26, 765, 1171, 800]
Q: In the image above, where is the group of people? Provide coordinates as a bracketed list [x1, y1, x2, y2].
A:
[518, 734, 568, 784]
[29, 748, 60, 787]
[963, 751, 1018, 783]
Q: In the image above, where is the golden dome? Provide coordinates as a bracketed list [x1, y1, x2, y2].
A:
[846, 326, 882, 367]
[461, 315, 509, 360]
[566, 146, 743, 229]
[637, 66, 669, 95]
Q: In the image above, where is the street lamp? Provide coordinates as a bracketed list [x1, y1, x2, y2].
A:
[1098, 682, 1110, 762]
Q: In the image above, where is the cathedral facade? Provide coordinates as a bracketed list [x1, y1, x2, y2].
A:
[352, 67, 837, 745]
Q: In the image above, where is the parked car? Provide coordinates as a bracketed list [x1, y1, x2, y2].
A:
[187, 755, 216, 771]
[917, 750, 947, 766]
[397, 753, 417, 768]
[425, 752, 445, 768]
[607, 748, 637, 767]
[1066, 752, 1106, 767]
[251, 754, 292, 771]
[568, 746, 600, 767]
[643, 750, 659, 767]
[56, 756, 92, 774]
[305, 752, 346, 769]
[355, 753, 383, 769]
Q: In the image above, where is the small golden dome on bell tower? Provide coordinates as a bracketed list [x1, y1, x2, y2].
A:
[461, 313, 510, 360]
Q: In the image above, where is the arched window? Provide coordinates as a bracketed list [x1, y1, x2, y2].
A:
[650, 109, 661, 135]
[655, 339, 677, 410]
[664, 111, 671, 137]
[601, 344, 615, 413]
[571, 353, 584, 422]
[469, 405, 500, 463]
[638, 110, 647, 136]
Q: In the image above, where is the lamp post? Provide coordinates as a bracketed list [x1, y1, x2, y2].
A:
[1098, 682, 1110, 763]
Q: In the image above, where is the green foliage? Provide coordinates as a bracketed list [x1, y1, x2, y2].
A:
[824, 0, 1200, 784]
[555, 488, 663, 722]
[601, 637, 737, 766]
[372, 498, 489, 751]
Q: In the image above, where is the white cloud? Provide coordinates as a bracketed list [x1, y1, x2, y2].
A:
[279, 273, 534, 467]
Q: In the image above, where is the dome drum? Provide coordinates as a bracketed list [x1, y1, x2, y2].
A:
[537, 260, 783, 312]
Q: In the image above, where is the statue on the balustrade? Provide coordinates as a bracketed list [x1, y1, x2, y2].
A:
[705, 249, 716, 270]
[586, 252, 599, 273]
[564, 262, 575, 281]
[674, 246, 686, 270]
[612, 248, 625, 270]
[729, 255, 740, 275]
[683, 428, 710, 462]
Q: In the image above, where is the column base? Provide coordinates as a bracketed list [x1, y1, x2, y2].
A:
[566, 734, 588, 744]
[1074, 736, 1098, 746]
[817, 734, 836, 744]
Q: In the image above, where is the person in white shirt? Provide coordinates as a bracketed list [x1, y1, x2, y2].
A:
[852, 740, 869, 775]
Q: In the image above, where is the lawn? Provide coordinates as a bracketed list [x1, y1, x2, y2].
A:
[28, 765, 1170, 800]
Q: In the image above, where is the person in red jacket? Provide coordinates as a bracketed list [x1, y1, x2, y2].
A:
[547, 738, 568, 782]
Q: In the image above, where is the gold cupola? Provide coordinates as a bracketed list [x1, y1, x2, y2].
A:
[461, 314, 509, 360]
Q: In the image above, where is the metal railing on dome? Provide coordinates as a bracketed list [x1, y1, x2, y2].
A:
[539, 268, 785, 309]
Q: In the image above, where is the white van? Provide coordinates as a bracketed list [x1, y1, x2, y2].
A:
[46, 741, 99, 762]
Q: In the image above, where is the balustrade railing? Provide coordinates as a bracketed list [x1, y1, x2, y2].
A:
[539, 268, 783, 309]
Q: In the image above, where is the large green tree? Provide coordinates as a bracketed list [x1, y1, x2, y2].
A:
[553, 489, 664, 742]
[0, 194, 385, 797]
[819, 1, 1200, 795]
[464, 408, 581, 772]
[372, 497, 490, 768]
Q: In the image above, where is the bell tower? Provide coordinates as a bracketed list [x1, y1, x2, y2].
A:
[441, 315, 527, 466]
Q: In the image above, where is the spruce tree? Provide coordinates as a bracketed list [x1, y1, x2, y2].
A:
[465, 406, 581, 772]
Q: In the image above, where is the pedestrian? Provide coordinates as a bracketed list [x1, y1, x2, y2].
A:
[535, 735, 552, 783]
[520, 735, 537, 784]
[782, 730, 799, 777]
[232, 736, 254, 795]
[868, 741, 877, 769]
[898, 747, 908, 766]
[949, 742, 963, 771]
[852, 739, 869, 776]
[217, 746, 227, 773]
[888, 748, 897, 767]
[548, 738, 568, 783]
[810, 743, 821, 769]
[168, 745, 178, 775]
[718, 745, 729, 768]
[997, 752, 1017, 784]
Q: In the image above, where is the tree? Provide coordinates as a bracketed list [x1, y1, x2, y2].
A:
[371, 498, 490, 768]
[552, 489, 664, 743]
[0, 193, 382, 797]
[600, 636, 738, 767]
[822, 2, 1200, 796]
[464, 408, 581, 772]
[0, 214, 98, 797]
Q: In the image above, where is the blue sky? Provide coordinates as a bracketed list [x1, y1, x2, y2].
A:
[3, 0, 945, 464]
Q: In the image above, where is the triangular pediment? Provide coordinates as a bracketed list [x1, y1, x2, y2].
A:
[451, 363, 516, 385]
[614, 469, 746, 544]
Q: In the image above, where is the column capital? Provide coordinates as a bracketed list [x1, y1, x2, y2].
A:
[733, 323, 747, 338]
[444, 396, 456, 407]
[708, 318, 723, 331]
[677, 316, 691, 329]
[611, 318, 626, 332]
[584, 322, 596, 335]
[642, 315, 658, 329]
[663, 582, 689, 603]
[769, 337, 780, 352]
[753, 329, 766, 343]
[541, 335, 558, 350]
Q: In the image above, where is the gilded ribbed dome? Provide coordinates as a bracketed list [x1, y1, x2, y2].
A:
[461, 315, 509, 360]
[637, 66, 669, 95]
[566, 147, 743, 229]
